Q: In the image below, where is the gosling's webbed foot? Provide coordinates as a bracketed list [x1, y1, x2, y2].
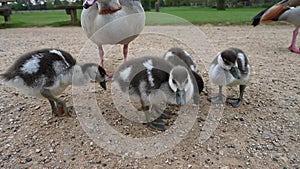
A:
[153, 105, 171, 119]
[208, 94, 225, 104]
[227, 98, 242, 108]
[160, 111, 171, 119]
[56, 105, 66, 116]
[147, 119, 166, 131]
[51, 107, 59, 116]
[56, 101, 68, 116]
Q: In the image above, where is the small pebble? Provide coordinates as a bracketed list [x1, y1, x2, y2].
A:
[35, 106, 40, 110]
[272, 157, 278, 162]
[221, 166, 229, 169]
[25, 157, 32, 163]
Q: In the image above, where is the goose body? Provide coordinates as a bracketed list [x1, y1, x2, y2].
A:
[163, 47, 204, 94]
[0, 49, 106, 116]
[81, 0, 145, 68]
[252, 0, 300, 53]
[112, 56, 197, 130]
[209, 48, 251, 107]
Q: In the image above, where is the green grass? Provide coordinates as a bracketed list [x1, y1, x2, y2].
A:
[0, 10, 82, 28]
[0, 7, 265, 28]
[147, 7, 265, 25]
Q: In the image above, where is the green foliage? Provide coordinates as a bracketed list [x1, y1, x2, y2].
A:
[141, 0, 151, 11]
[216, 0, 225, 10]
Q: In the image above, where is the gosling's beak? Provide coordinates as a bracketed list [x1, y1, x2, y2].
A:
[83, 0, 96, 9]
[230, 66, 241, 79]
[100, 81, 106, 90]
[176, 89, 186, 106]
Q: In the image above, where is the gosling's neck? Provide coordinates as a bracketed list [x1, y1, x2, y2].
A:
[71, 63, 98, 86]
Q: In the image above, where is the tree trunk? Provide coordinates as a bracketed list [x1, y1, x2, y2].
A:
[216, 0, 226, 10]
[155, 1, 160, 12]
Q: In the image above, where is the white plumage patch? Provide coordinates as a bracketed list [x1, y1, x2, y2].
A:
[168, 73, 177, 92]
[49, 49, 70, 67]
[143, 59, 153, 70]
[164, 51, 174, 60]
[120, 66, 132, 82]
[237, 53, 246, 70]
[21, 54, 43, 74]
[190, 65, 197, 72]
[183, 50, 193, 60]
[143, 59, 155, 87]
[53, 61, 65, 74]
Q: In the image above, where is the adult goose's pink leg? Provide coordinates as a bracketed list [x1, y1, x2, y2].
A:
[98, 45, 111, 79]
[289, 27, 300, 54]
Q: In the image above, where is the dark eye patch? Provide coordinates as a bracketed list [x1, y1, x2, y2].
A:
[172, 79, 176, 84]
[221, 50, 237, 65]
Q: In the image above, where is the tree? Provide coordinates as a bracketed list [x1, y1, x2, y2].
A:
[216, 0, 225, 10]
[141, 0, 151, 11]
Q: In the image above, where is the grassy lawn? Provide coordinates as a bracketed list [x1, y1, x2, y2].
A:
[0, 7, 265, 28]
[0, 10, 82, 28]
[154, 7, 265, 25]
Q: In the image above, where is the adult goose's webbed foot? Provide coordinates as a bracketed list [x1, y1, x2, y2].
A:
[289, 46, 300, 54]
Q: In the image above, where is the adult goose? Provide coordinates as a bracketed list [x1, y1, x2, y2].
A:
[252, 0, 300, 53]
[81, 0, 145, 69]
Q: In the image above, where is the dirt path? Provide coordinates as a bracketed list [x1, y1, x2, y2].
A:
[0, 25, 299, 168]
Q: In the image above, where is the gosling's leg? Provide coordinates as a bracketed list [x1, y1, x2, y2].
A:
[227, 85, 246, 108]
[41, 88, 69, 116]
[143, 103, 166, 131]
[210, 86, 225, 104]
[48, 99, 58, 116]
[153, 104, 171, 119]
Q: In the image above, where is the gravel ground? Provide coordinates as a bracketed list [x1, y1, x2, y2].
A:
[0, 25, 299, 169]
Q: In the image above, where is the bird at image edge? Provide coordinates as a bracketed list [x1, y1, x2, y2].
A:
[252, 0, 300, 53]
